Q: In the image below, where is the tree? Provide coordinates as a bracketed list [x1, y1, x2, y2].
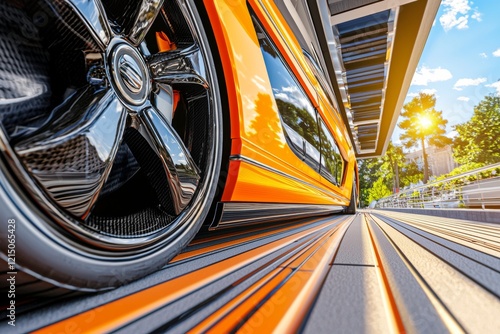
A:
[399, 161, 423, 187]
[399, 93, 451, 183]
[453, 95, 500, 165]
[358, 158, 383, 207]
[383, 142, 405, 193]
[359, 143, 404, 206]
[359, 142, 425, 206]
[367, 177, 392, 204]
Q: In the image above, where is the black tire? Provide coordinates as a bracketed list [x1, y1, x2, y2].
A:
[0, 0, 223, 292]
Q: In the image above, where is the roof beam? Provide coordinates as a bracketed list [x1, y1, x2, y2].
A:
[358, 0, 441, 158]
[330, 0, 418, 24]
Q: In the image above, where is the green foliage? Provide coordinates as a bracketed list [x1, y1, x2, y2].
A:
[358, 158, 382, 207]
[420, 164, 500, 202]
[399, 93, 451, 182]
[367, 177, 392, 203]
[382, 142, 405, 191]
[453, 95, 500, 165]
[360, 94, 500, 205]
[399, 93, 451, 150]
[400, 161, 423, 187]
[438, 162, 485, 179]
[358, 141, 423, 206]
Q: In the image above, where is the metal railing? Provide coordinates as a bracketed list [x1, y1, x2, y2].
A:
[376, 163, 500, 209]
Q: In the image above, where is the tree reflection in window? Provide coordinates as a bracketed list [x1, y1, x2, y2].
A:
[253, 15, 344, 185]
[255, 18, 321, 169]
[319, 120, 343, 185]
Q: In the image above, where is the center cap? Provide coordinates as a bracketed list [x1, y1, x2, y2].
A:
[109, 42, 150, 106]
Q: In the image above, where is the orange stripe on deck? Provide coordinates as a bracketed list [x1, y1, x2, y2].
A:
[236, 218, 351, 333]
[172, 218, 324, 262]
[188, 218, 313, 246]
[35, 218, 338, 333]
[192, 216, 352, 333]
[366, 215, 406, 333]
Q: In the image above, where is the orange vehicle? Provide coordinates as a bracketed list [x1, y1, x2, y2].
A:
[0, 0, 357, 292]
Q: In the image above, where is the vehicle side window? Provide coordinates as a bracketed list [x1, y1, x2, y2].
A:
[253, 17, 321, 171]
[319, 119, 344, 185]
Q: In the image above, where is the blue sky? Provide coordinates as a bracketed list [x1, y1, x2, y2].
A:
[392, 0, 500, 145]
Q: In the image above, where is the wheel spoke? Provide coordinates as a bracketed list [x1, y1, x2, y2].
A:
[14, 88, 126, 218]
[152, 83, 175, 125]
[128, 0, 164, 46]
[130, 107, 200, 215]
[150, 45, 209, 87]
[65, 0, 113, 49]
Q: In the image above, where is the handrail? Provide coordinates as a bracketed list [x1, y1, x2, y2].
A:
[376, 163, 500, 209]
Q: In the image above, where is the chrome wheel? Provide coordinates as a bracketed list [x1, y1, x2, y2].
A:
[0, 0, 222, 289]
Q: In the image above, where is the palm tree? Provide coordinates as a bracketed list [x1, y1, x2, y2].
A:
[399, 93, 451, 183]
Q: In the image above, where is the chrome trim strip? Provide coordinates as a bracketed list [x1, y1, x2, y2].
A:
[211, 202, 343, 229]
[229, 155, 347, 202]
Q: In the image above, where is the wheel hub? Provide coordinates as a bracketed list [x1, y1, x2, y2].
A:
[108, 40, 150, 107]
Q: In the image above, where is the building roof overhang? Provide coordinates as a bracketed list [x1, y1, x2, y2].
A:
[306, 0, 441, 158]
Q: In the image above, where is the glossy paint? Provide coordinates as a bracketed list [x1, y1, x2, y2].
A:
[203, 0, 357, 205]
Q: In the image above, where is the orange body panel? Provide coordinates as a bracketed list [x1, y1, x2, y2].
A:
[228, 160, 348, 205]
[204, 0, 356, 206]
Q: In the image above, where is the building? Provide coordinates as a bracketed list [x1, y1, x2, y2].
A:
[406, 145, 458, 177]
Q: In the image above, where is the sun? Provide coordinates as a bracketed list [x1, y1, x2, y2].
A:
[418, 114, 433, 130]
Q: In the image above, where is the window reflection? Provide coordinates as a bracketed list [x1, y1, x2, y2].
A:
[255, 19, 321, 170]
[319, 120, 343, 185]
[253, 16, 344, 186]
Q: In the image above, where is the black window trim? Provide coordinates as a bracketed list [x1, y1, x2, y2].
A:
[252, 12, 346, 188]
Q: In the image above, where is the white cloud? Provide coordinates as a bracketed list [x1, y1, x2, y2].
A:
[453, 77, 487, 90]
[457, 96, 470, 102]
[480, 52, 488, 58]
[420, 88, 437, 95]
[439, 0, 481, 32]
[493, 49, 500, 57]
[275, 86, 314, 113]
[471, 11, 482, 22]
[406, 89, 438, 100]
[486, 81, 500, 95]
[411, 66, 452, 86]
